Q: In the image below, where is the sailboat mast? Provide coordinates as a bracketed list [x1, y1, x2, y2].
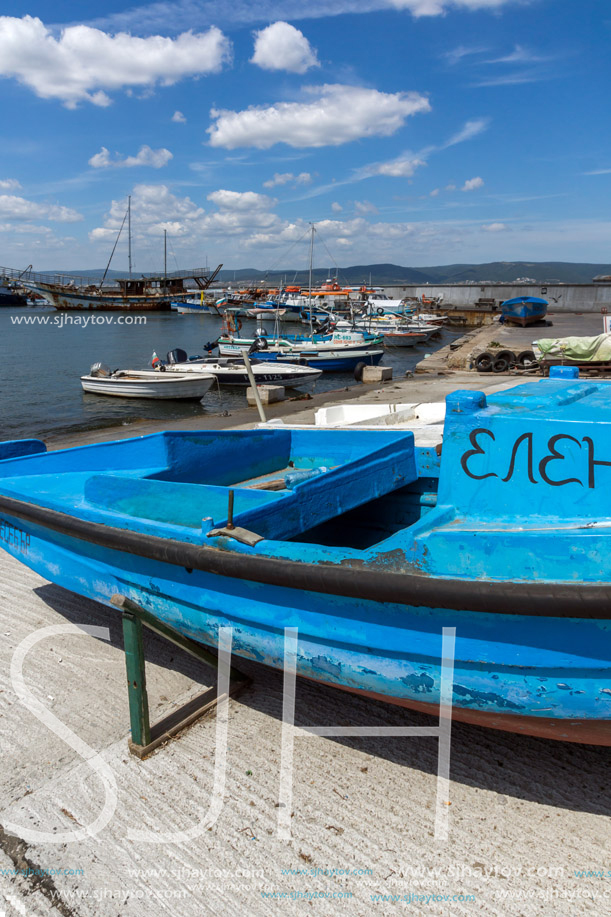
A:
[128, 195, 132, 277]
[308, 223, 314, 336]
[164, 229, 167, 294]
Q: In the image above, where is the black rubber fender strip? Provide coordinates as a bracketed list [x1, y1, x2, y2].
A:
[0, 493, 608, 618]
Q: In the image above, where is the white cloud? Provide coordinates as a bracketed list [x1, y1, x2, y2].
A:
[485, 45, 550, 65]
[89, 184, 205, 242]
[444, 44, 489, 66]
[263, 171, 313, 189]
[471, 70, 547, 87]
[389, 0, 522, 14]
[430, 188, 440, 197]
[207, 84, 431, 149]
[331, 202, 343, 212]
[0, 16, 232, 107]
[172, 110, 187, 123]
[88, 0, 527, 35]
[0, 194, 82, 223]
[88, 145, 173, 169]
[446, 183, 457, 191]
[374, 155, 426, 178]
[443, 118, 489, 148]
[483, 222, 506, 231]
[0, 178, 21, 190]
[462, 176, 484, 191]
[251, 22, 319, 74]
[355, 200, 379, 215]
[584, 168, 611, 176]
[207, 189, 276, 211]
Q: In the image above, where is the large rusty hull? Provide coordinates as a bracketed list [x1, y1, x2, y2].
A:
[27, 283, 172, 312]
[0, 512, 608, 746]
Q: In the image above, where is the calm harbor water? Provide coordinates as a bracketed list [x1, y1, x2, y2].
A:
[0, 305, 460, 441]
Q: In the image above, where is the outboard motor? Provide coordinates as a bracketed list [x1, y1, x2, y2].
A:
[89, 362, 111, 377]
[166, 348, 188, 365]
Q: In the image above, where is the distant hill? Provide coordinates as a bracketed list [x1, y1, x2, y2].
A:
[412, 262, 611, 284]
[43, 261, 611, 285]
[216, 262, 611, 285]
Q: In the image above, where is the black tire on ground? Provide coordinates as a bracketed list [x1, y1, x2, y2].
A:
[517, 350, 536, 366]
[495, 350, 517, 366]
[474, 352, 493, 372]
[492, 358, 509, 373]
[353, 361, 366, 381]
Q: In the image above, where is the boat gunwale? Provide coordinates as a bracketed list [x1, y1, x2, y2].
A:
[0, 492, 609, 619]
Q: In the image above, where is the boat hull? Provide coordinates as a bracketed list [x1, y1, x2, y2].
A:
[501, 297, 548, 326]
[165, 361, 322, 388]
[218, 344, 385, 371]
[0, 508, 608, 745]
[80, 373, 214, 400]
[25, 283, 172, 312]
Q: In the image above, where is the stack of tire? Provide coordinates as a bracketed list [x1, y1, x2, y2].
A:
[474, 350, 537, 373]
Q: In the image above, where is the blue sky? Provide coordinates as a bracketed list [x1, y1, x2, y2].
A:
[0, 0, 608, 273]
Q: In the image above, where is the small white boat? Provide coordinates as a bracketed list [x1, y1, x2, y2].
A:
[158, 351, 322, 388]
[80, 365, 215, 400]
[262, 401, 446, 445]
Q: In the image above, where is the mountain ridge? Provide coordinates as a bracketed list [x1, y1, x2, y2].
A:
[42, 261, 611, 285]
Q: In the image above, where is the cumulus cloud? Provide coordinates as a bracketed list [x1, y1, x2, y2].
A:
[207, 84, 431, 149]
[331, 202, 343, 212]
[430, 188, 440, 197]
[88, 145, 173, 169]
[462, 176, 484, 191]
[263, 171, 312, 189]
[251, 22, 319, 74]
[89, 184, 205, 241]
[483, 222, 506, 231]
[0, 178, 21, 190]
[0, 16, 232, 107]
[374, 155, 426, 178]
[172, 110, 187, 123]
[0, 194, 82, 223]
[207, 189, 276, 211]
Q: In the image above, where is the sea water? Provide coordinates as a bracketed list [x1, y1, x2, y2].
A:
[0, 305, 459, 440]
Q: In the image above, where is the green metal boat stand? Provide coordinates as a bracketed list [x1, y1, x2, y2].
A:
[111, 594, 251, 759]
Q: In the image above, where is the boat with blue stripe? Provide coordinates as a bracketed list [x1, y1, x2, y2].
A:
[0, 378, 610, 745]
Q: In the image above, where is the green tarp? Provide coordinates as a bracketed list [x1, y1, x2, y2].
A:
[534, 333, 611, 363]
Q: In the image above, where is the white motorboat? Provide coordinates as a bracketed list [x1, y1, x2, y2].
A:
[155, 350, 322, 388]
[80, 365, 215, 400]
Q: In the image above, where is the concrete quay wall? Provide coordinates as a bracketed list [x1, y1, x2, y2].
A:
[385, 282, 611, 312]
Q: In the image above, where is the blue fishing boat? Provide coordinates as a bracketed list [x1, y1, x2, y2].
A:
[0, 379, 610, 745]
[501, 296, 548, 326]
[253, 347, 384, 372]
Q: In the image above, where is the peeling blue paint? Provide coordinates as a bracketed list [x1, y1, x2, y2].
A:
[0, 389, 609, 741]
